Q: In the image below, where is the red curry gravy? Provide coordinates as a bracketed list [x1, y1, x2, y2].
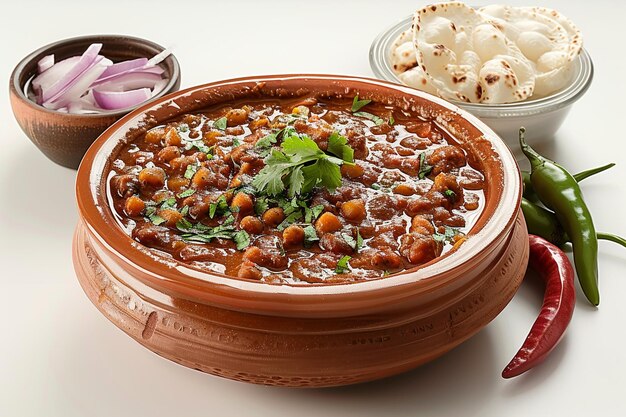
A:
[107, 95, 486, 284]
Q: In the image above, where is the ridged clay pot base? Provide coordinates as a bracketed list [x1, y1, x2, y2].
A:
[72, 213, 528, 388]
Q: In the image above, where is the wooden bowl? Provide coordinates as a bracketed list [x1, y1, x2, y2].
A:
[9, 35, 181, 169]
[73, 75, 528, 387]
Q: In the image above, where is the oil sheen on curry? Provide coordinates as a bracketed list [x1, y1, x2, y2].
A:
[107, 95, 486, 284]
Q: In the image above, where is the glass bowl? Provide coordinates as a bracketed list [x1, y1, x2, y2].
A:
[369, 15, 594, 154]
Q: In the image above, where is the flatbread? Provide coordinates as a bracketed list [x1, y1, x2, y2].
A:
[390, 30, 438, 94]
[413, 2, 535, 103]
[479, 5, 582, 97]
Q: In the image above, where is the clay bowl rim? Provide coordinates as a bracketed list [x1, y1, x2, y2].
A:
[75, 74, 521, 312]
[9, 34, 181, 119]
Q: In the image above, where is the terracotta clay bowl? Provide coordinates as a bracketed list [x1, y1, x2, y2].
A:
[73, 75, 528, 387]
[9, 34, 181, 169]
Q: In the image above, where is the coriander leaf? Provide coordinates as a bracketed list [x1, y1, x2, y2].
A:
[180, 205, 189, 217]
[176, 217, 193, 231]
[356, 230, 363, 251]
[145, 206, 156, 217]
[303, 225, 319, 247]
[418, 153, 433, 179]
[160, 197, 177, 210]
[389, 114, 395, 125]
[184, 163, 198, 179]
[327, 132, 354, 163]
[234, 230, 251, 250]
[209, 195, 229, 219]
[149, 214, 165, 226]
[351, 95, 371, 112]
[305, 204, 325, 223]
[177, 189, 196, 199]
[342, 233, 357, 250]
[255, 132, 278, 149]
[311, 158, 342, 191]
[353, 111, 384, 126]
[287, 165, 304, 197]
[277, 211, 303, 231]
[282, 134, 322, 160]
[232, 137, 241, 147]
[433, 226, 461, 243]
[214, 117, 227, 130]
[254, 196, 269, 215]
[335, 255, 352, 274]
[444, 189, 456, 198]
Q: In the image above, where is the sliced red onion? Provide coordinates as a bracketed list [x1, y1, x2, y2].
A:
[98, 57, 148, 79]
[29, 42, 169, 113]
[92, 88, 151, 110]
[41, 43, 102, 103]
[43, 57, 112, 110]
[37, 55, 55, 73]
[92, 70, 162, 89]
[32, 56, 80, 95]
[146, 48, 172, 67]
[151, 79, 168, 97]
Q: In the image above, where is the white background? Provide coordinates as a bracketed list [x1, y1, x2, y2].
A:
[2, 1, 625, 416]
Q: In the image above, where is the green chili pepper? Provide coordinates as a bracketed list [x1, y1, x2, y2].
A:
[522, 197, 626, 248]
[519, 127, 600, 306]
[523, 163, 615, 203]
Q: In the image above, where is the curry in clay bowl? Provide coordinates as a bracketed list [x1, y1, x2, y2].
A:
[73, 75, 528, 387]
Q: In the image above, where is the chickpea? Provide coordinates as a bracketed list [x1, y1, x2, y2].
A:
[262, 207, 285, 228]
[144, 127, 165, 144]
[238, 261, 262, 280]
[124, 195, 145, 217]
[167, 176, 190, 192]
[340, 163, 364, 178]
[164, 128, 182, 146]
[411, 215, 435, 235]
[283, 225, 305, 248]
[340, 199, 366, 223]
[243, 246, 263, 264]
[158, 209, 183, 227]
[240, 216, 264, 234]
[231, 192, 254, 216]
[393, 183, 416, 196]
[249, 116, 269, 130]
[315, 212, 342, 234]
[157, 146, 181, 162]
[138, 167, 166, 188]
[191, 167, 212, 190]
[226, 108, 249, 126]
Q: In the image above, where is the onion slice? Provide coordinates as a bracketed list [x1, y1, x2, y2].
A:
[98, 57, 148, 79]
[43, 57, 112, 110]
[37, 55, 55, 73]
[41, 43, 102, 103]
[92, 88, 152, 110]
[94, 71, 163, 92]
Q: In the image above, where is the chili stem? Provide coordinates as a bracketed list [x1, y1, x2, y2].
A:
[598, 232, 626, 249]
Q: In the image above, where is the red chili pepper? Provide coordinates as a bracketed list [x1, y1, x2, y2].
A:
[502, 234, 576, 378]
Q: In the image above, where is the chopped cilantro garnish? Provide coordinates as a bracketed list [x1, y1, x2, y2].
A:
[176, 217, 193, 231]
[233, 230, 251, 250]
[184, 163, 199, 179]
[342, 233, 357, 250]
[251, 130, 353, 197]
[303, 225, 319, 247]
[444, 189, 456, 198]
[214, 117, 227, 130]
[255, 132, 278, 149]
[356, 229, 364, 250]
[254, 196, 269, 215]
[160, 197, 177, 210]
[433, 226, 462, 244]
[304, 204, 325, 223]
[149, 214, 165, 226]
[277, 211, 303, 231]
[335, 255, 352, 274]
[353, 111, 384, 126]
[418, 153, 433, 179]
[180, 205, 189, 217]
[389, 114, 395, 125]
[209, 195, 229, 219]
[232, 137, 241, 147]
[351, 95, 371, 112]
[177, 189, 196, 199]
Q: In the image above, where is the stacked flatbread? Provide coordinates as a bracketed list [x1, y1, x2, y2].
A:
[390, 2, 582, 103]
